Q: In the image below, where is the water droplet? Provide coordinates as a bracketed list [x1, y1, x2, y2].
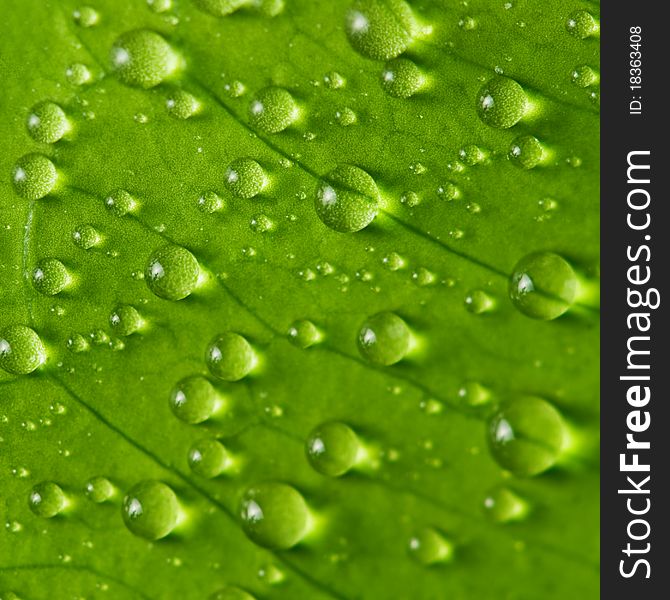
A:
[412, 267, 435, 286]
[508, 135, 544, 169]
[28, 482, 67, 518]
[306, 421, 360, 477]
[565, 10, 599, 39]
[488, 396, 567, 476]
[104, 189, 136, 216]
[358, 312, 410, 366]
[67, 333, 89, 353]
[188, 438, 231, 478]
[0, 325, 46, 375]
[32, 258, 70, 296]
[483, 487, 528, 522]
[400, 190, 420, 207]
[145, 244, 200, 301]
[464, 289, 494, 314]
[323, 71, 346, 89]
[122, 480, 179, 540]
[225, 158, 267, 198]
[197, 191, 224, 214]
[206, 332, 256, 381]
[193, 0, 247, 17]
[382, 252, 405, 271]
[458, 144, 485, 166]
[250, 214, 273, 233]
[111, 30, 179, 89]
[287, 319, 321, 349]
[166, 89, 200, 119]
[109, 305, 143, 336]
[209, 586, 256, 600]
[408, 527, 454, 565]
[12, 154, 57, 200]
[458, 16, 477, 30]
[73, 6, 100, 27]
[509, 252, 577, 320]
[436, 182, 458, 201]
[27, 102, 70, 144]
[476, 76, 528, 129]
[240, 482, 310, 549]
[248, 87, 298, 133]
[65, 63, 92, 85]
[315, 164, 379, 233]
[457, 381, 492, 406]
[223, 80, 246, 97]
[170, 376, 221, 424]
[335, 107, 357, 126]
[380, 58, 424, 98]
[345, 0, 419, 60]
[147, 0, 172, 13]
[571, 65, 599, 88]
[85, 476, 115, 503]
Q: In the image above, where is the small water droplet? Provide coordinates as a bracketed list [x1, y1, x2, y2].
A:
[464, 289, 494, 314]
[122, 480, 180, 540]
[225, 158, 267, 198]
[335, 107, 357, 126]
[323, 71, 346, 89]
[197, 191, 225, 214]
[0, 325, 46, 375]
[483, 487, 528, 522]
[73, 6, 100, 27]
[72, 224, 101, 249]
[147, 0, 172, 13]
[400, 190, 420, 207]
[27, 102, 70, 144]
[248, 87, 298, 133]
[85, 476, 115, 503]
[193, 0, 247, 17]
[65, 63, 92, 85]
[240, 482, 310, 549]
[109, 305, 143, 336]
[571, 65, 599, 88]
[382, 252, 405, 271]
[358, 312, 411, 366]
[206, 332, 257, 381]
[170, 376, 221, 424]
[306, 421, 360, 477]
[457, 381, 492, 406]
[28, 482, 67, 518]
[12, 154, 57, 200]
[408, 527, 454, 565]
[104, 189, 136, 216]
[209, 586, 256, 600]
[287, 319, 321, 349]
[380, 57, 424, 98]
[166, 89, 200, 119]
[66, 333, 89, 353]
[476, 76, 528, 129]
[458, 144, 485, 166]
[32, 258, 70, 296]
[145, 244, 201, 301]
[436, 182, 458, 201]
[565, 10, 599, 39]
[412, 267, 435, 286]
[188, 438, 232, 478]
[508, 135, 545, 169]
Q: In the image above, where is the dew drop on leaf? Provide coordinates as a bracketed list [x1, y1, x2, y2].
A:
[314, 164, 379, 233]
[380, 58, 424, 98]
[122, 480, 180, 540]
[565, 10, 599, 40]
[209, 586, 256, 600]
[197, 191, 225, 214]
[248, 87, 298, 133]
[26, 102, 69, 144]
[110, 30, 179, 89]
[488, 395, 566, 476]
[193, 0, 247, 17]
[109, 305, 143, 336]
[104, 189, 136, 217]
[206, 332, 256, 381]
[458, 144, 485, 166]
[166, 89, 200, 119]
[188, 438, 231, 478]
[509, 251, 577, 320]
[73, 6, 100, 27]
[323, 71, 346, 89]
[66, 333, 89, 353]
[483, 487, 528, 523]
[0, 325, 46, 375]
[12, 154, 57, 200]
[408, 527, 454, 565]
[84, 476, 115, 503]
[400, 190, 420, 207]
[145, 244, 201, 301]
[571, 65, 599, 88]
[239, 482, 310, 549]
[170, 375, 221, 424]
[225, 158, 267, 198]
[464, 289, 494, 314]
[382, 252, 405, 271]
[508, 135, 544, 169]
[32, 258, 70, 296]
[357, 311, 411, 366]
[65, 63, 92, 85]
[306, 421, 360, 477]
[147, 0, 172, 13]
[345, 0, 419, 60]
[28, 481, 67, 518]
[287, 319, 321, 349]
[72, 224, 101, 249]
[335, 106, 357, 126]
[476, 76, 528, 129]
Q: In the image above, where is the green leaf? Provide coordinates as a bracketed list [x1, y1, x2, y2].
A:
[0, 0, 599, 598]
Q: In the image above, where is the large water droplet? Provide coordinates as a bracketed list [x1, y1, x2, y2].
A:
[122, 480, 179, 540]
[145, 245, 200, 301]
[109, 305, 143, 336]
[476, 77, 528, 129]
[287, 319, 321, 349]
[240, 482, 310, 549]
[357, 312, 410, 366]
[345, 0, 419, 60]
[188, 438, 231, 478]
[73, 6, 100, 27]
[509, 252, 577, 320]
[508, 135, 544, 169]
[225, 158, 267, 198]
[28, 482, 66, 518]
[380, 58, 424, 98]
[170, 376, 220, 424]
[206, 332, 256, 381]
[565, 10, 599, 39]
[0, 325, 46, 375]
[32, 258, 70, 296]
[12, 154, 57, 200]
[483, 487, 528, 523]
[488, 396, 566, 476]
[314, 164, 379, 233]
[248, 87, 298, 133]
[306, 421, 360, 477]
[111, 30, 179, 89]
[408, 527, 454, 565]
[27, 102, 70, 144]
[85, 476, 115, 503]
